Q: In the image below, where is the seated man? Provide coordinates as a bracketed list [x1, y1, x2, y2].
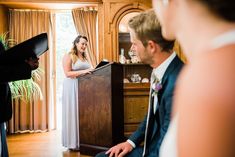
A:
[96, 9, 184, 157]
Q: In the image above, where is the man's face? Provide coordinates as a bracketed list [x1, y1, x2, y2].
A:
[129, 29, 152, 64]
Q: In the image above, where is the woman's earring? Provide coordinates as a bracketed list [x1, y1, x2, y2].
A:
[162, 0, 169, 6]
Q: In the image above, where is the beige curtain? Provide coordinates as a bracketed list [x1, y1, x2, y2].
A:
[72, 7, 98, 66]
[8, 9, 56, 133]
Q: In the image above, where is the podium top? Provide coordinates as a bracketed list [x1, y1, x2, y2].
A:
[93, 61, 122, 72]
[95, 61, 109, 69]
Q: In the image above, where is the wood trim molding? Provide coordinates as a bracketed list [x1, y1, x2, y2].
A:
[0, 0, 102, 3]
[97, 0, 152, 62]
[109, 2, 149, 61]
[0, 0, 101, 9]
[110, 2, 144, 24]
[124, 83, 150, 96]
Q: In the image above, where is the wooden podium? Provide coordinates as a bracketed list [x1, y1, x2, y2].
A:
[78, 62, 124, 156]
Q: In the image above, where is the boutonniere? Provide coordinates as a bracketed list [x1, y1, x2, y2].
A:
[151, 78, 162, 97]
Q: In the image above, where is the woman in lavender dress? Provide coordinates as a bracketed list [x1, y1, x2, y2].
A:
[62, 35, 93, 150]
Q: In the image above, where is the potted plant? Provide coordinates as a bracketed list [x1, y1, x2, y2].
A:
[0, 32, 43, 102]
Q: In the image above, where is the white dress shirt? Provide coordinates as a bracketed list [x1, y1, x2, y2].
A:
[127, 52, 176, 148]
[152, 52, 176, 113]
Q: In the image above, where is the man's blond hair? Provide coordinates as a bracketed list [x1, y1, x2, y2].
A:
[128, 9, 174, 52]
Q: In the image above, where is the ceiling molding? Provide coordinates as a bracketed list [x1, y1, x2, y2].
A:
[0, 0, 101, 9]
[0, 0, 102, 3]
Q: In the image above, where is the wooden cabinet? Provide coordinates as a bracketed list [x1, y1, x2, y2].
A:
[122, 64, 152, 137]
[124, 83, 150, 137]
[119, 32, 131, 60]
[123, 63, 152, 82]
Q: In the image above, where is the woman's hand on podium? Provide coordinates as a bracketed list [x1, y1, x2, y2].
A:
[85, 68, 94, 74]
[81, 68, 94, 76]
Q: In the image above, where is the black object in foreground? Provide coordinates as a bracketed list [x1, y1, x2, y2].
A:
[0, 33, 48, 65]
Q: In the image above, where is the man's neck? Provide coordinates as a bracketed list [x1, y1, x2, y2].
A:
[151, 50, 173, 68]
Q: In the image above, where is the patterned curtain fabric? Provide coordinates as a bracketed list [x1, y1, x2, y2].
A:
[8, 9, 56, 133]
[72, 7, 98, 67]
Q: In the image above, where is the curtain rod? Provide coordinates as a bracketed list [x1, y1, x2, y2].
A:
[9, 8, 50, 12]
[9, 6, 98, 12]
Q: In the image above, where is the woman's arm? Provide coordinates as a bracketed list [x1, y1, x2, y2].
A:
[62, 53, 91, 78]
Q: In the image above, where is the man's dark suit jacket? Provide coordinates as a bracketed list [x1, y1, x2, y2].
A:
[128, 55, 184, 157]
[0, 42, 32, 123]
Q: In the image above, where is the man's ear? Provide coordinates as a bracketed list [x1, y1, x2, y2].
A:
[147, 40, 160, 54]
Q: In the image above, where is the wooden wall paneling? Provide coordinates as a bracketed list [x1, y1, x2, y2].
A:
[0, 0, 101, 3]
[0, 0, 100, 10]
[0, 5, 8, 34]
[97, 0, 152, 62]
[97, 2, 104, 61]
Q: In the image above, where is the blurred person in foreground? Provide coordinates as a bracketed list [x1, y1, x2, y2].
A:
[152, 0, 235, 157]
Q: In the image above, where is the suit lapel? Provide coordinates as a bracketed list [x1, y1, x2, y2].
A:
[158, 56, 181, 100]
[161, 56, 181, 86]
[149, 56, 182, 140]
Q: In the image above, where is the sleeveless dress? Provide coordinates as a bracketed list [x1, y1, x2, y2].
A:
[159, 115, 178, 157]
[159, 30, 235, 157]
[62, 59, 91, 149]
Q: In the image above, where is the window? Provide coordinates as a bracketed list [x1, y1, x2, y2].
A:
[55, 11, 77, 129]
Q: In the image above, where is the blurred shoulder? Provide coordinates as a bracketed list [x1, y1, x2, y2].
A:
[175, 45, 235, 157]
[175, 45, 235, 111]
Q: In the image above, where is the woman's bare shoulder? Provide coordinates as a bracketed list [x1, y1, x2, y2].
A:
[177, 46, 235, 106]
[175, 47, 235, 157]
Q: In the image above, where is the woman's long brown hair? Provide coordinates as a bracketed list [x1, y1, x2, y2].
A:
[69, 35, 88, 64]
